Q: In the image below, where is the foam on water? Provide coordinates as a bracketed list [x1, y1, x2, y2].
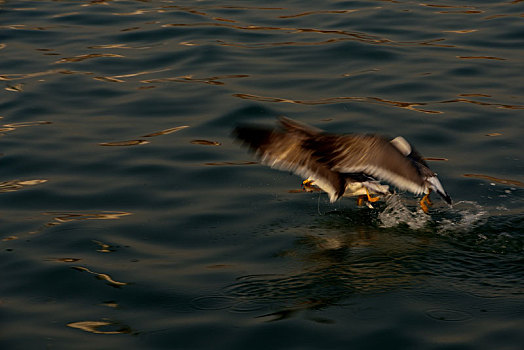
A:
[377, 195, 430, 230]
[377, 195, 494, 235]
[377, 196, 522, 255]
[435, 200, 489, 235]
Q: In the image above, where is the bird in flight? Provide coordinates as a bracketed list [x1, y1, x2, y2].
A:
[233, 117, 452, 213]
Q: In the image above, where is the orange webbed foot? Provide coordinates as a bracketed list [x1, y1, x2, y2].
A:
[302, 179, 317, 192]
[365, 188, 380, 203]
[419, 189, 433, 214]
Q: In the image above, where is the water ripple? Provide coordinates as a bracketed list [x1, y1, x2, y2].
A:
[0, 121, 52, 134]
[44, 211, 132, 225]
[0, 179, 47, 193]
[72, 266, 129, 288]
[233, 93, 524, 112]
[190, 139, 221, 146]
[56, 53, 124, 63]
[99, 125, 189, 146]
[162, 22, 452, 48]
[425, 308, 473, 322]
[141, 74, 249, 86]
[1, 0, 523, 348]
[67, 320, 133, 335]
[233, 93, 443, 113]
[463, 173, 524, 187]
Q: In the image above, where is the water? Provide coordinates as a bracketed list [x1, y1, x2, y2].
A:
[1, 1, 523, 349]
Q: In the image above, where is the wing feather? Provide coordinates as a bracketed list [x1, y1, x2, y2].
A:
[306, 135, 429, 195]
[233, 118, 449, 201]
[233, 125, 345, 202]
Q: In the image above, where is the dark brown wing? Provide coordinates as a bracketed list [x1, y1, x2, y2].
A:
[306, 134, 429, 195]
[234, 118, 439, 200]
[233, 124, 345, 202]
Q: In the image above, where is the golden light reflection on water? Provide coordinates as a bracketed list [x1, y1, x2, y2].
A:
[56, 53, 124, 63]
[459, 93, 491, 97]
[93, 68, 170, 84]
[457, 56, 506, 60]
[463, 174, 524, 187]
[278, 9, 359, 19]
[87, 44, 147, 49]
[190, 139, 221, 146]
[162, 22, 452, 47]
[67, 320, 132, 334]
[99, 125, 189, 146]
[0, 25, 22, 30]
[216, 37, 373, 49]
[121, 26, 141, 32]
[36, 48, 59, 56]
[443, 29, 478, 34]
[93, 240, 113, 253]
[233, 93, 443, 114]
[0, 24, 58, 31]
[101, 301, 119, 308]
[50, 11, 80, 18]
[439, 10, 483, 14]
[203, 161, 257, 166]
[0, 69, 84, 81]
[81, 0, 116, 7]
[141, 74, 249, 86]
[5, 84, 23, 92]
[0, 121, 52, 133]
[44, 211, 132, 225]
[420, 3, 478, 8]
[142, 125, 189, 137]
[213, 16, 237, 23]
[424, 157, 449, 161]
[420, 3, 483, 14]
[72, 266, 129, 288]
[0, 179, 47, 193]
[370, 97, 442, 114]
[99, 139, 149, 146]
[113, 9, 149, 16]
[441, 97, 524, 110]
[93, 76, 126, 83]
[45, 258, 81, 263]
[234, 93, 524, 112]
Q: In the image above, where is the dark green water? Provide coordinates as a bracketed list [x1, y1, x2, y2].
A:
[1, 1, 523, 349]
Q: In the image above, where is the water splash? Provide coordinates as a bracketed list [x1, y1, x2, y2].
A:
[435, 201, 488, 234]
[377, 195, 430, 230]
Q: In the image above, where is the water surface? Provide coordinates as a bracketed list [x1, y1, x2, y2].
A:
[1, 1, 523, 349]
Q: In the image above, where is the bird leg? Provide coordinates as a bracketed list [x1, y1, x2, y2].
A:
[365, 188, 380, 203]
[302, 179, 319, 192]
[357, 189, 380, 206]
[419, 189, 433, 213]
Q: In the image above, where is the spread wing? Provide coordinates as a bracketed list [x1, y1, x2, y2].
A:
[233, 117, 437, 201]
[233, 122, 345, 202]
[306, 134, 429, 195]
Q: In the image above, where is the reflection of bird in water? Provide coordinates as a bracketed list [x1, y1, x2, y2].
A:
[233, 117, 452, 213]
[223, 226, 421, 322]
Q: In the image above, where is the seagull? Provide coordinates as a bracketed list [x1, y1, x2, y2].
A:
[233, 117, 452, 213]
